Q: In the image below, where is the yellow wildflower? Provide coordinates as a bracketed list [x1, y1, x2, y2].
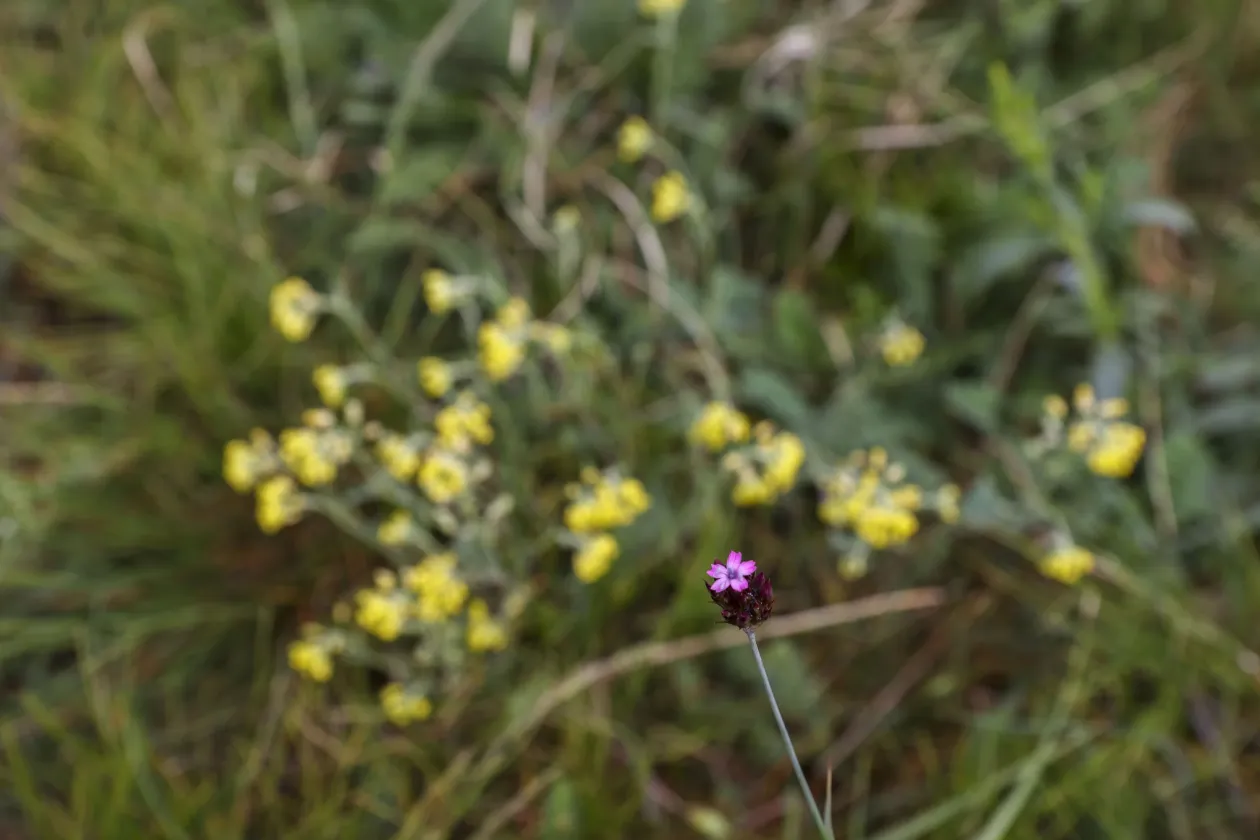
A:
[1040, 545, 1094, 585]
[1043, 394, 1068, 420]
[417, 448, 469, 504]
[434, 391, 495, 450]
[255, 475, 304, 534]
[553, 205, 581, 233]
[763, 431, 805, 493]
[312, 365, 347, 408]
[879, 323, 925, 366]
[466, 599, 509, 652]
[223, 430, 274, 493]
[376, 433, 422, 482]
[530, 322, 573, 355]
[354, 589, 407, 641]
[854, 505, 919, 549]
[380, 683, 432, 726]
[617, 116, 653, 163]
[1057, 384, 1146, 478]
[574, 533, 619, 583]
[563, 473, 651, 532]
[732, 475, 774, 507]
[287, 640, 333, 682]
[279, 427, 347, 487]
[617, 478, 651, 517]
[688, 401, 751, 452]
[651, 171, 691, 223]
[639, 0, 686, 17]
[496, 297, 531, 329]
[888, 484, 923, 510]
[378, 510, 412, 546]
[478, 321, 527, 382]
[404, 553, 469, 622]
[269, 276, 322, 342]
[423, 269, 457, 314]
[417, 357, 453, 398]
[1085, 422, 1146, 478]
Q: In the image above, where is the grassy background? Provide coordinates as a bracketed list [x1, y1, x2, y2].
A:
[3, 0, 1260, 837]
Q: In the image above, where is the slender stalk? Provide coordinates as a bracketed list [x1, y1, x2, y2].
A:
[746, 630, 832, 839]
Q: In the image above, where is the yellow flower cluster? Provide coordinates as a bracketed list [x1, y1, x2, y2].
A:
[423, 269, 478, 315]
[279, 423, 354, 487]
[269, 276, 323, 342]
[563, 468, 651, 533]
[354, 585, 409, 642]
[288, 639, 334, 682]
[417, 357, 453, 398]
[1044, 384, 1146, 478]
[879, 321, 925, 367]
[312, 365, 347, 408]
[380, 682, 432, 725]
[1040, 544, 1094, 585]
[651, 171, 691, 223]
[255, 475, 305, 534]
[818, 448, 920, 548]
[563, 467, 652, 583]
[417, 447, 471, 504]
[617, 116, 653, 163]
[478, 297, 532, 382]
[817, 448, 961, 577]
[434, 391, 495, 451]
[403, 554, 469, 622]
[222, 428, 279, 493]
[720, 422, 805, 507]
[574, 533, 620, 583]
[376, 433, 423, 482]
[377, 509, 413, 546]
[286, 623, 344, 683]
[689, 401, 751, 453]
[372, 392, 493, 505]
[466, 598, 509, 652]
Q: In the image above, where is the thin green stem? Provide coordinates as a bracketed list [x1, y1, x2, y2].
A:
[746, 630, 832, 839]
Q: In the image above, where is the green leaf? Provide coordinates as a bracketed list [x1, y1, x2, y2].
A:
[1121, 199, 1196, 234]
[772, 289, 828, 369]
[736, 368, 813, 432]
[961, 474, 1033, 532]
[379, 147, 468, 205]
[1195, 397, 1260, 435]
[951, 231, 1056, 303]
[944, 380, 1002, 434]
[539, 775, 580, 840]
[1162, 431, 1215, 523]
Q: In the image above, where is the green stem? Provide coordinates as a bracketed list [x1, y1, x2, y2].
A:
[746, 630, 832, 839]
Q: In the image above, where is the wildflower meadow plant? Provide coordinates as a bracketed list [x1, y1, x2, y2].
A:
[707, 551, 832, 839]
[222, 78, 1148, 786]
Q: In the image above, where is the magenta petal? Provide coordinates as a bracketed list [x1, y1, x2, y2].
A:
[709, 578, 730, 593]
[737, 560, 756, 575]
[706, 564, 726, 578]
[728, 577, 749, 592]
[725, 551, 742, 570]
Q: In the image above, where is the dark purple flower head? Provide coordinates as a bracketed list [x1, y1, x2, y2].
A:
[708, 551, 756, 593]
[706, 553, 774, 631]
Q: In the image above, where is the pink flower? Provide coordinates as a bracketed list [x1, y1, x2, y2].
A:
[707, 551, 757, 593]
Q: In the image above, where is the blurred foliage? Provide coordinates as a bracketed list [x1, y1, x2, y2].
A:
[2, 0, 1260, 838]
